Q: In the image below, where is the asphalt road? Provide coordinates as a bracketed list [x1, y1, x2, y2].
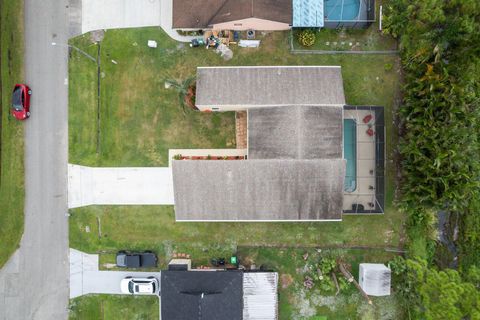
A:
[0, 0, 69, 319]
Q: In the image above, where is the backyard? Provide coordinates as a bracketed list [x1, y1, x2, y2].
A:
[0, 0, 25, 268]
[68, 26, 404, 319]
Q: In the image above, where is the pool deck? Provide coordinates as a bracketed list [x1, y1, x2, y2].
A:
[343, 109, 377, 212]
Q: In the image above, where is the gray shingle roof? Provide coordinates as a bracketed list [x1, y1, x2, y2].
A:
[248, 106, 343, 159]
[161, 270, 243, 320]
[172, 159, 346, 221]
[196, 66, 345, 108]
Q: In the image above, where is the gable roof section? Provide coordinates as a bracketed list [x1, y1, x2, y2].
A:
[248, 106, 343, 159]
[196, 66, 345, 108]
[172, 0, 292, 29]
[172, 159, 346, 221]
[161, 270, 243, 320]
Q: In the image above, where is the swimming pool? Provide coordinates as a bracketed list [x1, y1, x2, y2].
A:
[325, 0, 360, 21]
[344, 119, 356, 192]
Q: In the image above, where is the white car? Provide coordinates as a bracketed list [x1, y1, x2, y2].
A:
[120, 276, 159, 295]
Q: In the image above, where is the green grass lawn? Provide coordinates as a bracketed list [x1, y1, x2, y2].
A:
[238, 247, 404, 319]
[69, 28, 404, 318]
[292, 27, 398, 51]
[69, 295, 158, 320]
[0, 0, 25, 268]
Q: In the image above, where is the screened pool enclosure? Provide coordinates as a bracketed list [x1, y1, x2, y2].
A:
[343, 106, 385, 215]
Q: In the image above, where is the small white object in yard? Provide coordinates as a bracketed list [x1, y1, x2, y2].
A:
[376, 76, 380, 81]
[341, 41, 345, 45]
[239, 40, 261, 48]
[356, 42, 360, 46]
[164, 81, 172, 89]
[132, 42, 138, 46]
[349, 42, 353, 46]
[325, 41, 330, 46]
[85, 226, 90, 233]
[333, 42, 337, 45]
[111, 59, 117, 64]
[147, 40, 157, 48]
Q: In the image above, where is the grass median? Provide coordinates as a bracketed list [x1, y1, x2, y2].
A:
[0, 0, 25, 268]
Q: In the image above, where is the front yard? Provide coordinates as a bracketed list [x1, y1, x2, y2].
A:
[69, 26, 404, 319]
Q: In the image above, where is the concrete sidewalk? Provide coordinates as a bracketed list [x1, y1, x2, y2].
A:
[70, 249, 161, 298]
[68, 164, 174, 208]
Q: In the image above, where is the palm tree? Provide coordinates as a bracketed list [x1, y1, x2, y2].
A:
[164, 76, 196, 115]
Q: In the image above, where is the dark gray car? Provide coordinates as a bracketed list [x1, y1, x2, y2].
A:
[116, 251, 158, 268]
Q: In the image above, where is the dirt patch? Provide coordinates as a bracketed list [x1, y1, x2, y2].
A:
[184, 85, 197, 110]
[280, 273, 294, 289]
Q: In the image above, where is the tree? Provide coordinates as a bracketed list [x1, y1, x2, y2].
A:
[164, 76, 196, 115]
[390, 257, 480, 319]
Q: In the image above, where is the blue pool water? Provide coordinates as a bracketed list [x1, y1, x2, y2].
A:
[344, 119, 357, 192]
[325, 0, 360, 21]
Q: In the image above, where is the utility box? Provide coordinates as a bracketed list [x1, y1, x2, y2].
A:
[359, 263, 391, 296]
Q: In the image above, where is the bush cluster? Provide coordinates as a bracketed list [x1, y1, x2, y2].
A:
[297, 29, 316, 47]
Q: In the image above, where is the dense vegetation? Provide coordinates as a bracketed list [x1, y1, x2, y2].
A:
[390, 257, 480, 319]
[384, 0, 480, 318]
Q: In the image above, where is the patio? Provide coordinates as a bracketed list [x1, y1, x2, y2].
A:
[343, 106, 385, 214]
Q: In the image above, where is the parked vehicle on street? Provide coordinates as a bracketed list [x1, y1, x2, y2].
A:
[120, 276, 159, 295]
[116, 251, 157, 268]
[11, 84, 32, 120]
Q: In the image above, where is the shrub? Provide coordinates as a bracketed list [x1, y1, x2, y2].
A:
[298, 29, 316, 47]
[384, 63, 393, 71]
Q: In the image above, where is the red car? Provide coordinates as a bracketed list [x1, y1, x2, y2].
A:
[11, 84, 32, 120]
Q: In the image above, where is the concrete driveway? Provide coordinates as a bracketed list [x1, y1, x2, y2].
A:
[81, 0, 161, 34]
[71, 0, 195, 42]
[68, 164, 174, 208]
[70, 249, 161, 298]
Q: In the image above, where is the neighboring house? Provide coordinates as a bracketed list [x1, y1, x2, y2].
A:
[161, 268, 279, 320]
[171, 66, 385, 221]
[172, 0, 375, 31]
[172, 0, 292, 31]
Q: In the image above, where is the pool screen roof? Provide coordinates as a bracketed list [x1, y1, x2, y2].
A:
[293, 0, 324, 27]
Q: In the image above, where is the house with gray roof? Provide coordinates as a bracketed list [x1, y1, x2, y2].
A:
[172, 66, 385, 221]
[161, 270, 279, 320]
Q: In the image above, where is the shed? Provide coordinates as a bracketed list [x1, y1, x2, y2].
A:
[359, 263, 391, 296]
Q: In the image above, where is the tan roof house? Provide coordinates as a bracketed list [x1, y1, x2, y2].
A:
[172, 0, 292, 30]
